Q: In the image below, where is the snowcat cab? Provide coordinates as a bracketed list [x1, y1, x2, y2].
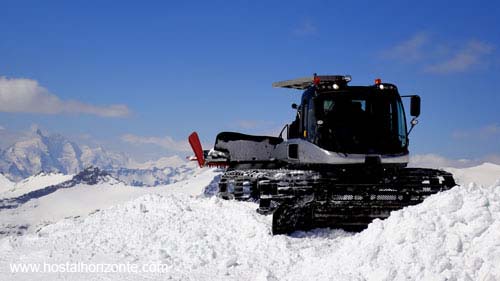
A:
[188, 74, 455, 235]
[276, 75, 419, 168]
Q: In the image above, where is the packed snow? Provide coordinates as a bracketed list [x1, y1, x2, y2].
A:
[0, 164, 499, 280]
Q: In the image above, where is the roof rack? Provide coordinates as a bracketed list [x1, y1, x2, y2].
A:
[272, 74, 351, 90]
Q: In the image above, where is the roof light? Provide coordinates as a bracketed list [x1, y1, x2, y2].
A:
[375, 78, 382, 85]
[333, 83, 340, 90]
[379, 84, 385, 90]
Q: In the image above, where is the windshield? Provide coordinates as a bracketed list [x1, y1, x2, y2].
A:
[315, 94, 408, 154]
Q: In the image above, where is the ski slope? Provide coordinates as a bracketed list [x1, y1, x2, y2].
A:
[0, 164, 499, 280]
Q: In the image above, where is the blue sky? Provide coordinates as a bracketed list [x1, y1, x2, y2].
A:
[0, 0, 499, 162]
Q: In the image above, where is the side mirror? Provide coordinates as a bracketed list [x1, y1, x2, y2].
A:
[410, 96, 421, 117]
[291, 103, 298, 109]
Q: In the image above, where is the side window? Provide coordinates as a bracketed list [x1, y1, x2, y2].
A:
[324, 100, 334, 115]
[307, 102, 316, 141]
[397, 101, 408, 147]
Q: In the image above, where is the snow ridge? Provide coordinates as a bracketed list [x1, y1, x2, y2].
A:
[0, 172, 72, 200]
[0, 167, 119, 210]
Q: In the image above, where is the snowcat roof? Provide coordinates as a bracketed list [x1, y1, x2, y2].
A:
[272, 75, 351, 90]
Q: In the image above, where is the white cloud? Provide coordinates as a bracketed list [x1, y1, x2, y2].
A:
[236, 120, 277, 130]
[452, 124, 500, 140]
[0, 76, 130, 117]
[384, 34, 495, 74]
[236, 120, 261, 129]
[382, 32, 429, 62]
[121, 134, 191, 153]
[425, 41, 494, 74]
[293, 21, 317, 36]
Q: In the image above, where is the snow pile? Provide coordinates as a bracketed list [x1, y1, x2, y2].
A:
[1, 166, 499, 280]
[289, 182, 500, 280]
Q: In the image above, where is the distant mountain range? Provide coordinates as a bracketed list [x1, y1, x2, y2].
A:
[0, 130, 197, 186]
[0, 129, 128, 181]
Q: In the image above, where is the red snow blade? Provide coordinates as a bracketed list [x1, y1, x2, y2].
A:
[188, 132, 205, 168]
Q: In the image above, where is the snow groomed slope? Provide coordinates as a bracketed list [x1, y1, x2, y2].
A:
[0, 165, 499, 280]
